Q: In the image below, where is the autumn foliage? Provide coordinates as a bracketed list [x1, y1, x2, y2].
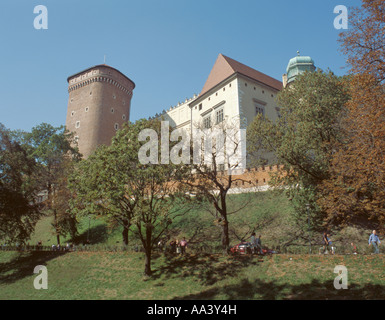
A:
[319, 73, 385, 227]
[319, 0, 385, 228]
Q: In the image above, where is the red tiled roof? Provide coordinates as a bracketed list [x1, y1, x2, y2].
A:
[200, 54, 282, 96]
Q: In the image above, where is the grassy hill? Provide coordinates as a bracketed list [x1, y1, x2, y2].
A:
[27, 191, 376, 254]
[28, 191, 294, 248]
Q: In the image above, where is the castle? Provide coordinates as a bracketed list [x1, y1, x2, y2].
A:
[66, 53, 315, 160]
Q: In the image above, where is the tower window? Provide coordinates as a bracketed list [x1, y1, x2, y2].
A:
[75, 121, 80, 129]
[113, 94, 116, 99]
[122, 114, 126, 120]
[85, 107, 89, 112]
[114, 123, 119, 131]
[111, 108, 114, 113]
[199, 104, 202, 111]
[71, 111, 75, 117]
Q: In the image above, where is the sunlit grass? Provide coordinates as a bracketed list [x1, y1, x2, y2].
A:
[0, 251, 384, 300]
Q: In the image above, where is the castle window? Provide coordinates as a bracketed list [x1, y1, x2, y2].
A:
[245, 83, 247, 87]
[75, 121, 80, 129]
[216, 109, 224, 124]
[90, 92, 92, 95]
[223, 87, 225, 92]
[111, 108, 114, 113]
[229, 83, 232, 88]
[85, 107, 89, 112]
[203, 116, 211, 129]
[262, 90, 265, 94]
[113, 94, 116, 99]
[271, 94, 274, 98]
[199, 104, 202, 111]
[255, 102, 265, 117]
[122, 114, 126, 120]
[71, 111, 75, 117]
[74, 136, 79, 143]
[114, 123, 119, 131]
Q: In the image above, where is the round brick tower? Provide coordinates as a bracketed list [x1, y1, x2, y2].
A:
[66, 65, 135, 158]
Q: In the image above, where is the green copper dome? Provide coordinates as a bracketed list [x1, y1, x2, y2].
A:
[286, 52, 316, 84]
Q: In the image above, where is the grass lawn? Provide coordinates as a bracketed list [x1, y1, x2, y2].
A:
[0, 251, 384, 300]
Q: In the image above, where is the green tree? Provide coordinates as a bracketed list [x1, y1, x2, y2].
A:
[0, 123, 41, 244]
[69, 143, 137, 246]
[23, 123, 81, 244]
[70, 119, 190, 276]
[247, 70, 350, 232]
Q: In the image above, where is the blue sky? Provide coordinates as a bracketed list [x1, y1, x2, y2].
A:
[0, 0, 362, 132]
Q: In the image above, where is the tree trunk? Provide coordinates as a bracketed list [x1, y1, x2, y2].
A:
[143, 223, 153, 276]
[144, 248, 152, 276]
[221, 218, 230, 254]
[220, 191, 230, 254]
[122, 219, 129, 246]
[53, 209, 60, 245]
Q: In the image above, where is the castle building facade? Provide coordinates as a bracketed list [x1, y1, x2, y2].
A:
[159, 54, 283, 134]
[66, 53, 315, 161]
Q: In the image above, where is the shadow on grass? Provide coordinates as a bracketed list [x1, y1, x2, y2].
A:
[172, 277, 385, 300]
[69, 224, 109, 245]
[152, 253, 262, 286]
[0, 251, 67, 285]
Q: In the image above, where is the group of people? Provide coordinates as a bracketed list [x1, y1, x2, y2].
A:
[320, 230, 381, 255]
[163, 237, 188, 255]
[51, 243, 73, 252]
